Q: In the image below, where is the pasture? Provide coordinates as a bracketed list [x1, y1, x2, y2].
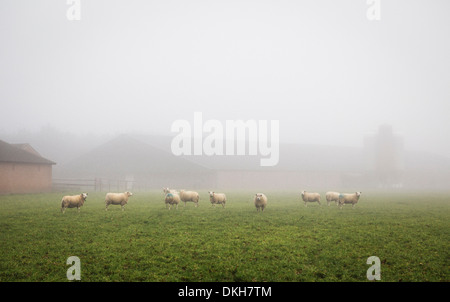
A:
[0, 191, 448, 282]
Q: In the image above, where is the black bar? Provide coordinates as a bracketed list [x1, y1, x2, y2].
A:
[0, 282, 446, 300]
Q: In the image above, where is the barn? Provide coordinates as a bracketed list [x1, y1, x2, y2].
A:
[54, 135, 215, 191]
[0, 140, 56, 194]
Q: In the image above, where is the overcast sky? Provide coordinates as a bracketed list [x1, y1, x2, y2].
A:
[1, 0, 449, 157]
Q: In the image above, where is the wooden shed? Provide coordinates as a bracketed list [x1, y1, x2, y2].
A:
[0, 140, 56, 194]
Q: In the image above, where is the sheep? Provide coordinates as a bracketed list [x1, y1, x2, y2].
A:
[208, 191, 226, 207]
[179, 190, 200, 207]
[61, 193, 88, 213]
[165, 192, 180, 210]
[301, 191, 321, 206]
[105, 191, 133, 211]
[325, 191, 340, 206]
[338, 192, 362, 209]
[254, 193, 267, 212]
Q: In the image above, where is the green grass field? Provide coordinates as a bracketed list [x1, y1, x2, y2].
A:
[0, 191, 448, 282]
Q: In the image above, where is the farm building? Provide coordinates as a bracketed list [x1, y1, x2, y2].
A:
[53, 131, 450, 192]
[0, 140, 56, 194]
[364, 124, 405, 188]
[54, 135, 216, 191]
[54, 134, 364, 191]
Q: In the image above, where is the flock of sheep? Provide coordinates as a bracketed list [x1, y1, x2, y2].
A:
[60, 191, 133, 213]
[304, 191, 362, 209]
[60, 189, 362, 213]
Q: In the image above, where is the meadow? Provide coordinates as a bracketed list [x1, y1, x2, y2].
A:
[0, 190, 448, 282]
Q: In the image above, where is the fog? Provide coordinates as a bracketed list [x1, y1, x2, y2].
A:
[1, 1, 450, 190]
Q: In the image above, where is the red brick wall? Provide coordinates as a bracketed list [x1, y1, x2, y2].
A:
[0, 163, 53, 194]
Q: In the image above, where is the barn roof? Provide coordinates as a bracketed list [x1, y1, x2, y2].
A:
[57, 134, 209, 178]
[0, 140, 56, 165]
[11, 143, 42, 157]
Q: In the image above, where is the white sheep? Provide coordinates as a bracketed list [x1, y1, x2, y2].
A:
[179, 190, 200, 207]
[254, 193, 267, 212]
[105, 191, 133, 211]
[301, 191, 321, 206]
[165, 192, 180, 210]
[325, 191, 340, 206]
[338, 192, 362, 209]
[61, 193, 88, 213]
[208, 191, 226, 207]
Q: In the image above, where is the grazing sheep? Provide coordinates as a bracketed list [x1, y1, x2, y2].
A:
[301, 191, 321, 206]
[179, 190, 200, 207]
[326, 191, 340, 206]
[165, 192, 180, 210]
[105, 191, 133, 211]
[338, 192, 362, 209]
[208, 191, 226, 208]
[254, 193, 267, 212]
[61, 193, 88, 213]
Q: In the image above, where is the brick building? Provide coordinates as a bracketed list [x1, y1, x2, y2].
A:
[0, 140, 56, 194]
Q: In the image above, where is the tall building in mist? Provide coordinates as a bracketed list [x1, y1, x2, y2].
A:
[364, 125, 404, 188]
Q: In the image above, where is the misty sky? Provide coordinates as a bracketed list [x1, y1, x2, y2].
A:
[1, 0, 449, 157]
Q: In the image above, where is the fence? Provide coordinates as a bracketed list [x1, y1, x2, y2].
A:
[52, 178, 148, 192]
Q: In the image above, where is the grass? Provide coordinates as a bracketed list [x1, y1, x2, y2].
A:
[0, 190, 448, 282]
